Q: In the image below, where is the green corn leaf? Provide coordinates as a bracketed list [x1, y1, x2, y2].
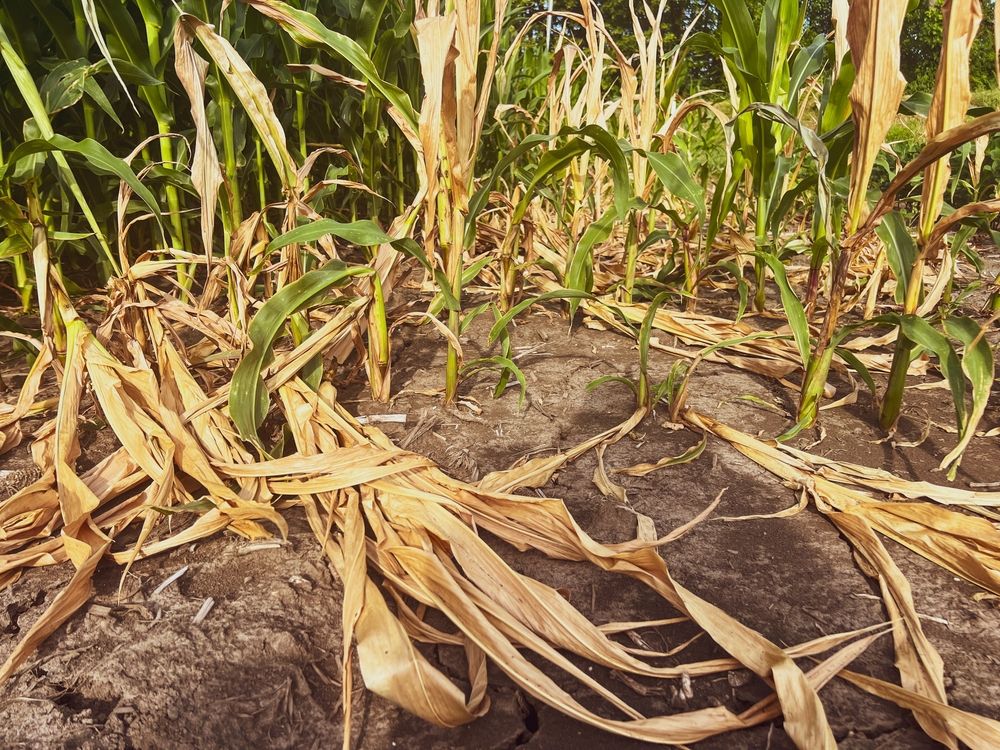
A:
[787, 34, 827, 112]
[565, 204, 619, 312]
[247, 0, 418, 131]
[466, 133, 550, 246]
[891, 314, 967, 434]
[430, 257, 491, 317]
[940, 317, 994, 477]
[229, 261, 373, 447]
[718, 260, 750, 321]
[513, 126, 631, 225]
[390, 237, 460, 312]
[760, 252, 810, 366]
[586, 375, 640, 398]
[82, 76, 124, 131]
[0, 236, 30, 259]
[745, 103, 831, 239]
[40, 59, 92, 115]
[458, 302, 493, 335]
[79, 0, 138, 112]
[645, 151, 705, 218]
[876, 211, 918, 304]
[488, 289, 593, 344]
[709, 0, 762, 77]
[463, 356, 528, 406]
[2, 135, 164, 241]
[639, 292, 671, 377]
[768, 173, 813, 238]
[27, 0, 84, 58]
[0, 23, 120, 273]
[834, 347, 880, 407]
[266, 219, 393, 253]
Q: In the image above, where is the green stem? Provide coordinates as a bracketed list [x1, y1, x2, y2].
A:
[444, 201, 464, 403]
[754, 191, 769, 311]
[256, 139, 266, 212]
[71, 0, 97, 140]
[395, 133, 405, 214]
[879, 253, 926, 430]
[13, 255, 30, 312]
[139, 4, 195, 291]
[219, 93, 242, 226]
[879, 336, 913, 431]
[622, 212, 638, 303]
[200, 0, 241, 229]
[797, 243, 853, 426]
[296, 90, 307, 161]
[797, 346, 834, 428]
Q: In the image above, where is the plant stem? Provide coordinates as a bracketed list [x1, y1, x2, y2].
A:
[71, 3, 98, 141]
[444, 206, 464, 404]
[753, 191, 769, 311]
[256, 139, 266, 212]
[219, 91, 242, 227]
[395, 133, 405, 214]
[498, 232, 517, 313]
[879, 255, 925, 430]
[622, 212, 638, 303]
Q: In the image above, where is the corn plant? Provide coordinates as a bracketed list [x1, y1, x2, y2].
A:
[696, 0, 825, 311]
[798, 0, 1000, 456]
[3, 2, 1000, 748]
[879, 0, 983, 432]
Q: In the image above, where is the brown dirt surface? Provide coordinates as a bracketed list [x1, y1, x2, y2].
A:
[1, 305, 999, 749]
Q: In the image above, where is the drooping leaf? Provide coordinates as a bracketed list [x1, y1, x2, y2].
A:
[266, 219, 393, 253]
[919, 0, 983, 239]
[877, 211, 918, 304]
[645, 150, 705, 218]
[2, 135, 163, 240]
[940, 316, 994, 477]
[760, 253, 810, 366]
[845, 0, 908, 232]
[229, 261, 372, 446]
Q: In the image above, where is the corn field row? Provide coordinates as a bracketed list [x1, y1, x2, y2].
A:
[1, 0, 1000, 746]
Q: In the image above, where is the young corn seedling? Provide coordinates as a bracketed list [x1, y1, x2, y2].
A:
[461, 305, 529, 406]
[587, 291, 678, 413]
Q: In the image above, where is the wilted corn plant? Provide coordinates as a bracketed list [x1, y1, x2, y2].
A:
[795, 0, 1000, 477]
[0, 9, 873, 746]
[406, 0, 511, 402]
[878, 0, 984, 431]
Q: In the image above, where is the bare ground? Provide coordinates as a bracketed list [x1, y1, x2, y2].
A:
[1, 304, 999, 749]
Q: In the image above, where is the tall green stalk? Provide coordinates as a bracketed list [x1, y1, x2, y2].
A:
[136, 1, 190, 257]
[71, 0, 97, 141]
[753, 190, 769, 311]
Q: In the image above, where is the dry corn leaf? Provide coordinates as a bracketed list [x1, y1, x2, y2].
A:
[174, 20, 223, 265]
[846, 0, 908, 231]
[920, 0, 982, 239]
[685, 408, 1000, 747]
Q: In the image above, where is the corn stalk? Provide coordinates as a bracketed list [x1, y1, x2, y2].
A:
[797, 0, 908, 427]
[415, 0, 508, 403]
[879, 0, 983, 432]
